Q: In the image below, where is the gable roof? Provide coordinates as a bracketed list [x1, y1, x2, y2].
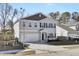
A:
[62, 21, 79, 27]
[21, 12, 47, 21]
[14, 12, 47, 25]
[57, 24, 78, 34]
[62, 23, 76, 27]
[57, 24, 75, 32]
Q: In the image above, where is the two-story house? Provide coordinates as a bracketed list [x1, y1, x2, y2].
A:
[14, 13, 56, 43]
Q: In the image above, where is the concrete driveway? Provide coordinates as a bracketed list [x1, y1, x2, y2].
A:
[27, 43, 68, 52]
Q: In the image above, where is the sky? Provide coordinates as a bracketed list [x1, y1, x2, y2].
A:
[10, 3, 79, 15]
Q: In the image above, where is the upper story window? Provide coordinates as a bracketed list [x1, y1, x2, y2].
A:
[40, 23, 44, 28]
[49, 23, 53, 28]
[44, 23, 46, 28]
[29, 22, 32, 27]
[54, 24, 56, 28]
[23, 22, 25, 27]
[40, 22, 56, 28]
[34, 23, 37, 27]
[46, 23, 48, 28]
[40, 23, 41, 27]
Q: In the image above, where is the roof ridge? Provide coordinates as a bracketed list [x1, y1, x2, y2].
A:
[21, 12, 47, 20]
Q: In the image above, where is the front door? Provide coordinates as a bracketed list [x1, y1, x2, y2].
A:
[42, 32, 47, 42]
[42, 33, 44, 40]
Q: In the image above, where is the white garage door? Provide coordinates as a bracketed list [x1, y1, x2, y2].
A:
[21, 32, 39, 43]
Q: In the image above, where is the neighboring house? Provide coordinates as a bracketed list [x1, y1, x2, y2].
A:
[62, 22, 78, 31]
[68, 22, 79, 31]
[14, 13, 56, 43]
[68, 22, 79, 39]
[56, 24, 79, 39]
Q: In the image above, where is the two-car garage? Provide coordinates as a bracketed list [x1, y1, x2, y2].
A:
[20, 31, 39, 43]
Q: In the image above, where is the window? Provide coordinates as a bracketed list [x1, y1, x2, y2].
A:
[49, 23, 53, 28]
[40, 23, 55, 28]
[40, 23, 44, 28]
[40, 23, 41, 27]
[44, 23, 46, 28]
[48, 33, 53, 38]
[47, 23, 49, 28]
[50, 23, 53, 28]
[44, 23, 48, 28]
[54, 24, 56, 28]
[48, 23, 56, 28]
[53, 33, 56, 37]
[46, 23, 48, 28]
[29, 22, 32, 27]
[23, 22, 25, 27]
[35, 23, 37, 27]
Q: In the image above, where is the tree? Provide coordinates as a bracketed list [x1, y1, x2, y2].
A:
[20, 8, 25, 18]
[7, 20, 14, 32]
[72, 12, 79, 22]
[49, 11, 60, 20]
[9, 8, 25, 34]
[58, 17, 63, 24]
[0, 3, 17, 40]
[0, 3, 13, 40]
[76, 16, 79, 21]
[0, 3, 12, 31]
[0, 3, 25, 41]
[6, 6, 25, 41]
[61, 12, 71, 24]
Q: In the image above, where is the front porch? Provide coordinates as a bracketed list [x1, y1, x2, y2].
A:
[39, 32, 56, 43]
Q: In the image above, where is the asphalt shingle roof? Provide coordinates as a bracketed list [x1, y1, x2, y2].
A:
[57, 24, 79, 34]
[21, 13, 47, 21]
[57, 24, 75, 32]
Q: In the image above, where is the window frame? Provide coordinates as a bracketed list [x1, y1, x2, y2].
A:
[23, 22, 26, 27]
[29, 22, 32, 27]
[34, 23, 37, 27]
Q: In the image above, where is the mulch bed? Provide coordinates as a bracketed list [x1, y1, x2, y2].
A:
[47, 40, 79, 45]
